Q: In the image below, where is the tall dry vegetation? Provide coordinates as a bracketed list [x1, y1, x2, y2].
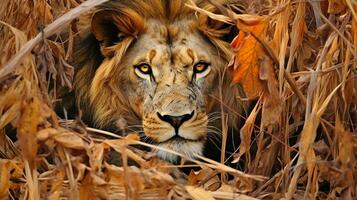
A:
[0, 0, 356, 199]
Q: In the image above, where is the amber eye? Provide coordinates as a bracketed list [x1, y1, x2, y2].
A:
[193, 62, 210, 74]
[134, 63, 152, 75]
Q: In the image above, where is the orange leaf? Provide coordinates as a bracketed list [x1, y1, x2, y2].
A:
[230, 15, 282, 125]
[0, 161, 11, 199]
[230, 16, 268, 99]
[79, 174, 97, 200]
[17, 97, 42, 168]
[125, 133, 140, 141]
[0, 160, 23, 199]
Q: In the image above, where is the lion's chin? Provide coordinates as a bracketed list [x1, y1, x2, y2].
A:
[154, 140, 204, 163]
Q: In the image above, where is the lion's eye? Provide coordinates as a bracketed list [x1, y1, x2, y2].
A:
[135, 63, 152, 75]
[134, 63, 154, 80]
[193, 62, 211, 79]
[194, 62, 208, 73]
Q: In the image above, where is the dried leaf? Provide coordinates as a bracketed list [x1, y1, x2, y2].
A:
[229, 15, 268, 99]
[38, 127, 86, 150]
[17, 97, 43, 168]
[187, 167, 220, 191]
[0, 161, 11, 199]
[48, 170, 65, 200]
[186, 186, 215, 200]
[234, 102, 259, 163]
[79, 174, 97, 200]
[286, 2, 306, 72]
[328, 0, 347, 14]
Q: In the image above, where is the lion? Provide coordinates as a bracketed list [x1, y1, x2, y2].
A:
[66, 0, 245, 163]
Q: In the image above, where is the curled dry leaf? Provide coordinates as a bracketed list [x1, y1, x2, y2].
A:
[0, 161, 12, 199]
[47, 169, 65, 200]
[186, 186, 215, 200]
[17, 97, 43, 168]
[105, 163, 175, 198]
[37, 127, 86, 150]
[0, 160, 23, 199]
[78, 173, 99, 200]
[187, 167, 221, 191]
[233, 102, 259, 164]
[328, 0, 347, 14]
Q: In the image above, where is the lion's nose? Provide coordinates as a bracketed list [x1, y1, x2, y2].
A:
[157, 111, 194, 132]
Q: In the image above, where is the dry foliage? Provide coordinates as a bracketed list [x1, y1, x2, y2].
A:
[0, 0, 356, 199]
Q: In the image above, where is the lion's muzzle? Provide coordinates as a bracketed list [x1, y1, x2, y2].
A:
[157, 111, 194, 137]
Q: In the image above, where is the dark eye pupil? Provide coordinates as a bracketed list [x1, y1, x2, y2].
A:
[135, 64, 151, 74]
[194, 63, 207, 73]
[197, 65, 204, 71]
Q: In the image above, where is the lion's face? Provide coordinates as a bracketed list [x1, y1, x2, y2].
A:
[75, 0, 239, 163]
[120, 20, 221, 161]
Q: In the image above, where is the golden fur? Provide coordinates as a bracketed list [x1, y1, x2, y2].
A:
[72, 0, 243, 162]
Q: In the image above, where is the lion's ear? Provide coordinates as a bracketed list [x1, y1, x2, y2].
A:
[91, 9, 144, 57]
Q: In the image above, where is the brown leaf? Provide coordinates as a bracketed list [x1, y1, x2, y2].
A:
[336, 119, 356, 169]
[0, 161, 12, 199]
[38, 127, 86, 150]
[229, 15, 268, 99]
[88, 143, 107, 173]
[17, 97, 43, 168]
[0, 160, 23, 199]
[186, 186, 215, 200]
[233, 103, 259, 164]
[286, 1, 306, 72]
[328, 0, 347, 14]
[187, 167, 220, 191]
[48, 170, 65, 200]
[79, 174, 98, 200]
[260, 56, 282, 126]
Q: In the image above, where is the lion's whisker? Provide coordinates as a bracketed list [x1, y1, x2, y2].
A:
[207, 112, 221, 117]
[207, 129, 222, 138]
[125, 125, 144, 128]
[208, 117, 221, 122]
[207, 128, 222, 134]
[207, 125, 221, 131]
[207, 137, 222, 152]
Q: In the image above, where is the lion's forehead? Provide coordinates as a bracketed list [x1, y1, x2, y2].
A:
[131, 21, 211, 76]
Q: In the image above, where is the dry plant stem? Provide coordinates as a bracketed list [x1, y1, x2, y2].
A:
[346, 0, 357, 21]
[219, 57, 228, 183]
[64, 148, 78, 199]
[319, 11, 356, 58]
[283, 71, 307, 105]
[253, 153, 299, 196]
[286, 72, 343, 199]
[210, 95, 298, 153]
[250, 32, 307, 105]
[121, 141, 130, 200]
[24, 160, 39, 200]
[0, 0, 109, 80]
[86, 127, 267, 181]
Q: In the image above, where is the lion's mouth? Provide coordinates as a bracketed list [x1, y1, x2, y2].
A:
[159, 134, 206, 144]
[154, 136, 205, 163]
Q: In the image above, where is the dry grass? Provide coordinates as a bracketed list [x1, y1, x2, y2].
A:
[0, 0, 356, 199]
